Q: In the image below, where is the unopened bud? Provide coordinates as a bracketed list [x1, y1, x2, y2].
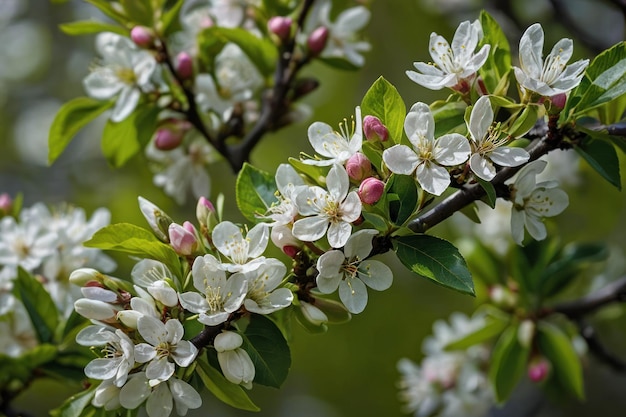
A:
[81, 286, 119, 303]
[168, 221, 199, 256]
[358, 177, 385, 204]
[74, 298, 118, 321]
[300, 301, 328, 326]
[550, 93, 567, 110]
[196, 196, 218, 232]
[176, 51, 194, 80]
[517, 319, 535, 348]
[268, 16, 292, 42]
[528, 357, 551, 382]
[345, 153, 372, 181]
[292, 77, 319, 100]
[0, 193, 12, 215]
[271, 224, 301, 257]
[489, 284, 517, 308]
[130, 26, 154, 48]
[154, 127, 184, 150]
[363, 115, 389, 142]
[307, 26, 329, 56]
[69, 268, 104, 286]
[138, 196, 172, 242]
[214, 330, 243, 352]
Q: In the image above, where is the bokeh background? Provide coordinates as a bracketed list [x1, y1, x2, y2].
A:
[1, 0, 626, 416]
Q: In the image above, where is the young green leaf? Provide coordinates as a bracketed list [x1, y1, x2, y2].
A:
[50, 385, 97, 417]
[431, 100, 467, 137]
[444, 314, 509, 351]
[84, 0, 130, 25]
[13, 267, 59, 343]
[574, 137, 621, 190]
[84, 223, 181, 269]
[241, 314, 291, 388]
[361, 76, 406, 144]
[385, 174, 417, 226]
[475, 176, 496, 208]
[488, 324, 531, 403]
[196, 360, 260, 411]
[478, 10, 511, 95]
[236, 163, 278, 223]
[101, 106, 161, 168]
[536, 321, 585, 400]
[393, 235, 475, 295]
[48, 97, 113, 165]
[59, 20, 128, 36]
[120, 0, 154, 26]
[160, 0, 184, 36]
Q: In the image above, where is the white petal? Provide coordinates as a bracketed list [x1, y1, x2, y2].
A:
[434, 134, 471, 166]
[214, 331, 243, 352]
[307, 122, 338, 158]
[469, 153, 496, 181]
[138, 315, 168, 347]
[148, 281, 179, 307]
[339, 277, 368, 314]
[519, 23, 545, 80]
[146, 382, 173, 417]
[404, 102, 434, 143]
[406, 67, 456, 90]
[383, 145, 420, 175]
[525, 214, 547, 241]
[246, 223, 269, 258]
[510, 209, 526, 246]
[198, 312, 230, 326]
[165, 319, 184, 344]
[76, 325, 115, 346]
[358, 260, 393, 291]
[85, 357, 121, 380]
[191, 254, 226, 293]
[344, 229, 377, 260]
[327, 221, 352, 248]
[135, 343, 157, 363]
[292, 216, 328, 242]
[468, 96, 493, 142]
[119, 374, 151, 409]
[212, 221, 243, 259]
[178, 292, 209, 314]
[169, 378, 202, 411]
[145, 356, 175, 382]
[295, 186, 327, 216]
[326, 164, 349, 202]
[490, 147, 530, 167]
[340, 191, 362, 223]
[111, 86, 140, 122]
[415, 163, 451, 196]
[83, 70, 123, 99]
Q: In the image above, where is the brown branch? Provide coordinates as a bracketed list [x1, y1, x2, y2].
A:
[549, 276, 626, 319]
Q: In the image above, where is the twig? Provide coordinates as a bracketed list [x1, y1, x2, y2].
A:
[578, 320, 626, 371]
[549, 276, 626, 319]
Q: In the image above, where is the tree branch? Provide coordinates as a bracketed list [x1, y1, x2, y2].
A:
[550, 276, 626, 319]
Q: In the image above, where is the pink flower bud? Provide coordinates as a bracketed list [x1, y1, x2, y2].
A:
[345, 153, 372, 181]
[154, 127, 184, 150]
[271, 224, 301, 257]
[550, 93, 567, 110]
[307, 26, 329, 56]
[0, 193, 12, 215]
[363, 115, 389, 142]
[176, 51, 194, 80]
[130, 26, 154, 48]
[358, 177, 385, 204]
[268, 16, 292, 42]
[168, 222, 198, 256]
[196, 196, 218, 232]
[528, 357, 551, 382]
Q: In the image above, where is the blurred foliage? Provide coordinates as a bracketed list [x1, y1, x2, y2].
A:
[1, 0, 626, 416]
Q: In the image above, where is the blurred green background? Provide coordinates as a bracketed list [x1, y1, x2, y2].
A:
[2, 0, 626, 416]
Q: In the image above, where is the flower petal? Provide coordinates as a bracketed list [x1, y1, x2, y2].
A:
[327, 220, 352, 248]
[434, 134, 471, 166]
[469, 153, 496, 181]
[292, 216, 328, 242]
[415, 163, 451, 196]
[468, 96, 493, 142]
[339, 277, 368, 314]
[489, 147, 530, 167]
[358, 260, 393, 291]
[404, 102, 434, 143]
[383, 145, 420, 175]
[137, 315, 168, 346]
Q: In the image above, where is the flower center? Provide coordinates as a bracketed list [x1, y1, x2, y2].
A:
[115, 67, 137, 85]
[205, 285, 224, 312]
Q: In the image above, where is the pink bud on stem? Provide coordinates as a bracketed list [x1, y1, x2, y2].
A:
[358, 177, 385, 204]
[345, 153, 372, 181]
[268, 16, 292, 42]
[130, 26, 154, 48]
[307, 26, 329, 56]
[363, 115, 389, 143]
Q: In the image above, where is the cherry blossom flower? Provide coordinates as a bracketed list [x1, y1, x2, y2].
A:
[178, 254, 247, 326]
[83, 32, 158, 122]
[292, 164, 362, 248]
[383, 102, 470, 196]
[508, 159, 569, 245]
[131, 259, 180, 307]
[264, 163, 306, 226]
[467, 96, 530, 181]
[514, 23, 589, 98]
[134, 316, 198, 385]
[239, 258, 292, 314]
[316, 229, 392, 314]
[406, 20, 490, 91]
[211, 221, 269, 272]
[214, 331, 255, 389]
[302, 107, 362, 166]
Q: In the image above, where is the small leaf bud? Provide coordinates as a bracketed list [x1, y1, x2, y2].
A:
[307, 26, 329, 56]
[130, 26, 154, 48]
[176, 51, 194, 80]
[363, 115, 389, 142]
[358, 177, 385, 204]
[268, 16, 292, 42]
[345, 152, 372, 181]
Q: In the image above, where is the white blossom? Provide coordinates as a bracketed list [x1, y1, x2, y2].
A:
[0, 298, 38, 357]
[305, 0, 371, 66]
[406, 20, 490, 91]
[211, 221, 269, 272]
[316, 229, 392, 314]
[302, 107, 362, 166]
[264, 164, 306, 226]
[0, 214, 56, 278]
[509, 159, 569, 245]
[131, 259, 179, 307]
[467, 96, 530, 181]
[514, 23, 589, 97]
[76, 325, 135, 387]
[214, 331, 255, 389]
[83, 32, 158, 122]
[178, 254, 247, 326]
[134, 316, 198, 385]
[383, 102, 470, 196]
[117, 286, 160, 329]
[239, 258, 293, 314]
[292, 164, 362, 248]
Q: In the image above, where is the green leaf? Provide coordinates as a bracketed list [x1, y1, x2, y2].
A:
[120, 0, 154, 26]
[242, 315, 291, 388]
[196, 360, 260, 411]
[431, 100, 467, 136]
[84, 0, 130, 25]
[574, 137, 621, 190]
[50, 386, 97, 417]
[476, 176, 496, 208]
[537, 322, 585, 400]
[488, 324, 531, 403]
[478, 10, 511, 95]
[385, 174, 417, 226]
[444, 313, 510, 351]
[361, 211, 389, 232]
[393, 235, 475, 295]
[567, 41, 626, 115]
[507, 104, 540, 138]
[198, 27, 277, 76]
[288, 157, 328, 186]
[101, 105, 160, 168]
[48, 97, 113, 164]
[160, 0, 184, 36]
[59, 20, 128, 36]
[13, 267, 59, 343]
[361, 76, 406, 144]
[236, 163, 278, 223]
[84, 223, 180, 268]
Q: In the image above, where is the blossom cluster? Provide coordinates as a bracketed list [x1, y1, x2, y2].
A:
[0, 194, 115, 356]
